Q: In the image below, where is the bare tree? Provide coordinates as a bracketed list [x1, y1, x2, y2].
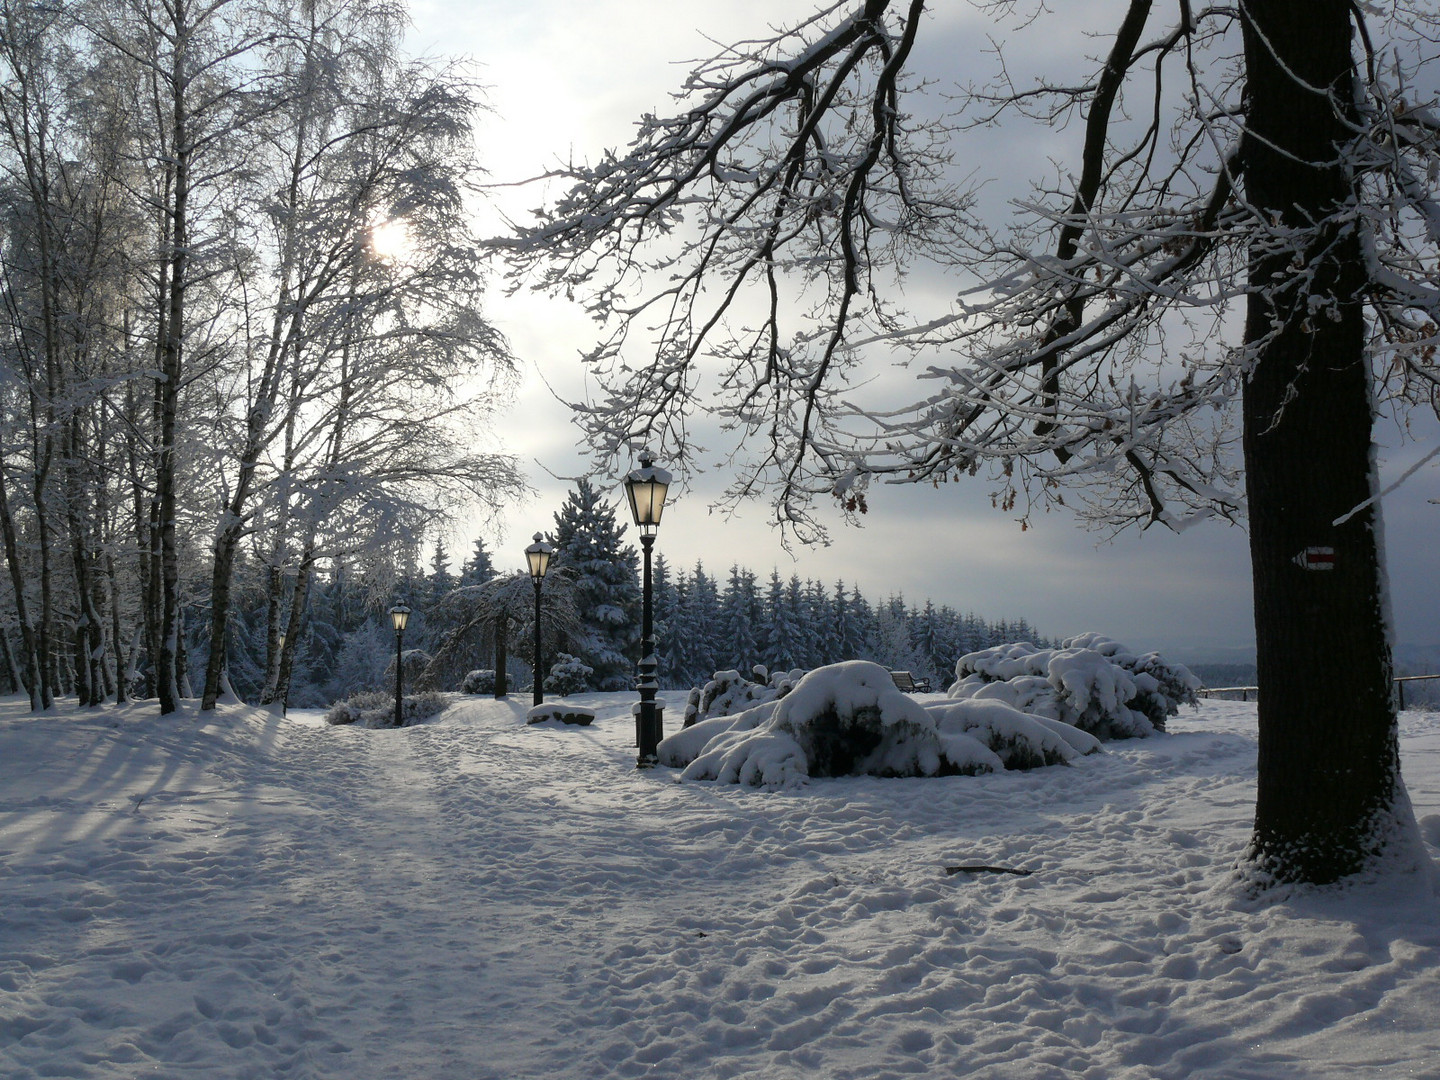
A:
[504, 0, 1440, 886]
[423, 571, 583, 695]
[196, 0, 520, 710]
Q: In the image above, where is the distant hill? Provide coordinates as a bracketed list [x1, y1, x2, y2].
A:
[1186, 663, 1257, 691]
[1179, 644, 1440, 702]
[1395, 643, 1440, 675]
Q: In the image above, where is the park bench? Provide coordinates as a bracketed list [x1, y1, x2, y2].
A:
[889, 670, 932, 694]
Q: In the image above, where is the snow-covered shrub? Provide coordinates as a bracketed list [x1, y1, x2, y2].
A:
[667, 661, 1007, 787]
[923, 698, 1097, 770]
[543, 654, 594, 696]
[1064, 632, 1202, 729]
[660, 700, 781, 767]
[948, 634, 1199, 739]
[460, 669, 497, 695]
[681, 667, 806, 727]
[326, 690, 450, 728]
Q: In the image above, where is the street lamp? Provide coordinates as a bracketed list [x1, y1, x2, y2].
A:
[389, 603, 410, 727]
[525, 533, 554, 707]
[624, 450, 670, 765]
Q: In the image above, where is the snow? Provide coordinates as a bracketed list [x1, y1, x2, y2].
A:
[667, 662, 1087, 784]
[3, 690, 1440, 1079]
[949, 635, 1201, 740]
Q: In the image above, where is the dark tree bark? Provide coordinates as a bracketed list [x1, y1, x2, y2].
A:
[153, 34, 189, 715]
[274, 551, 315, 709]
[0, 467, 42, 710]
[494, 617, 508, 698]
[1240, 0, 1402, 883]
[66, 417, 105, 707]
[0, 625, 20, 694]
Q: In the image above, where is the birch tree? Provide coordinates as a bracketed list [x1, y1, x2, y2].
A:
[196, 0, 519, 710]
[505, 0, 1440, 886]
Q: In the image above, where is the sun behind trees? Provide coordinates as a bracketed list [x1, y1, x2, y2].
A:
[500, 1, 1440, 887]
[0, 0, 523, 716]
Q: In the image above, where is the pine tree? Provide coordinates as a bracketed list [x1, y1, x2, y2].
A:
[759, 570, 799, 673]
[460, 536, 497, 586]
[652, 553, 681, 688]
[689, 561, 721, 680]
[658, 562, 693, 688]
[872, 595, 920, 673]
[718, 565, 760, 673]
[913, 600, 945, 688]
[428, 538, 454, 607]
[549, 480, 641, 691]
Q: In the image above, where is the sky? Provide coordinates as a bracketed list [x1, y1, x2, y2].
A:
[403, 0, 1440, 657]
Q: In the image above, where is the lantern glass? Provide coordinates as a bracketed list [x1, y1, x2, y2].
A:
[390, 604, 410, 632]
[624, 451, 671, 532]
[525, 533, 553, 582]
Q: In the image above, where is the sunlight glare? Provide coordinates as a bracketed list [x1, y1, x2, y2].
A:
[369, 217, 413, 263]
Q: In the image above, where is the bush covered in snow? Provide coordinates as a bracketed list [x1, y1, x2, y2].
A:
[659, 661, 1096, 787]
[681, 666, 806, 728]
[924, 698, 1101, 769]
[325, 690, 451, 728]
[460, 669, 497, 695]
[543, 654, 594, 697]
[947, 634, 1199, 739]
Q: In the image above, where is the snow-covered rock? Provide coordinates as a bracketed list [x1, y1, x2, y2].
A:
[526, 703, 596, 726]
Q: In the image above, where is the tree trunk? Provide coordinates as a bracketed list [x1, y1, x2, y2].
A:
[275, 551, 314, 708]
[0, 626, 20, 695]
[201, 523, 241, 710]
[0, 466, 42, 710]
[1240, 0, 1406, 884]
[105, 508, 126, 704]
[494, 618, 508, 698]
[153, 0, 195, 715]
[259, 559, 285, 705]
[67, 418, 105, 707]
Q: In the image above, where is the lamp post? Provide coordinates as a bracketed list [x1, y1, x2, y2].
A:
[389, 604, 410, 727]
[525, 533, 554, 707]
[624, 450, 671, 766]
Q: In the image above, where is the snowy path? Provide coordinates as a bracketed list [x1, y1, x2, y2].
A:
[3, 695, 1439, 1079]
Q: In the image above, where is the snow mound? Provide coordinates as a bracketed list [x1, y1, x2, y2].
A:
[525, 703, 595, 726]
[665, 661, 1030, 787]
[657, 700, 780, 767]
[948, 634, 1199, 739]
[682, 666, 805, 727]
[923, 698, 1096, 769]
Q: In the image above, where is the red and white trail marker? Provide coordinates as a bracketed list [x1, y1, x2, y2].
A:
[1293, 546, 1336, 571]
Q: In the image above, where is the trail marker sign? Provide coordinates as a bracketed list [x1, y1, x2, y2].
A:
[1293, 546, 1336, 571]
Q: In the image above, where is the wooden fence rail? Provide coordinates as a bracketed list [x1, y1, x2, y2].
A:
[1198, 673, 1440, 709]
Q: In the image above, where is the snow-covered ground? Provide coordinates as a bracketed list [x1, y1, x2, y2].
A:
[3, 691, 1438, 1080]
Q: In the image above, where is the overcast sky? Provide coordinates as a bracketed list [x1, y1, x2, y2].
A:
[405, 0, 1440, 657]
